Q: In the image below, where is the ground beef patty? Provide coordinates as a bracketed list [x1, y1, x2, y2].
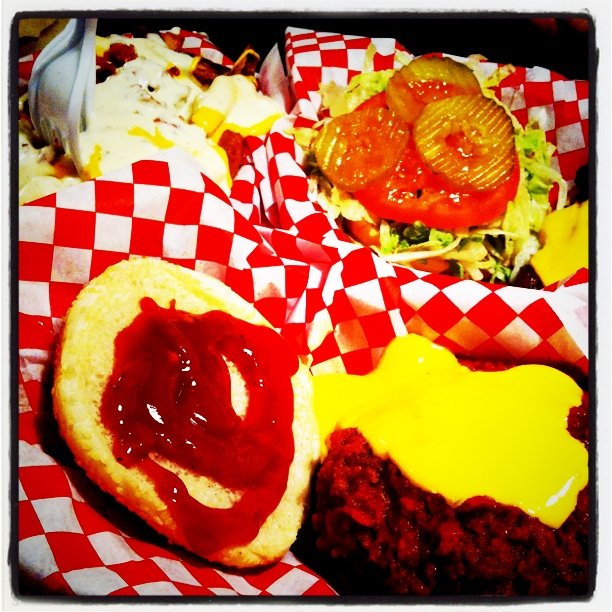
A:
[307, 389, 590, 596]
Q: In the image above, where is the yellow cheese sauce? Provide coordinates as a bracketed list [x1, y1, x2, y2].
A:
[192, 74, 285, 142]
[83, 144, 103, 179]
[313, 334, 588, 528]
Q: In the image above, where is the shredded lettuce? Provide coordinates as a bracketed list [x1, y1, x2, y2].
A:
[378, 221, 461, 261]
[430, 228, 455, 248]
[363, 43, 379, 73]
[379, 220, 400, 253]
[320, 45, 412, 117]
[397, 221, 430, 246]
[319, 69, 395, 117]
[288, 126, 320, 150]
[326, 186, 374, 222]
[446, 237, 488, 263]
[516, 123, 567, 211]
[481, 62, 516, 90]
[499, 121, 567, 280]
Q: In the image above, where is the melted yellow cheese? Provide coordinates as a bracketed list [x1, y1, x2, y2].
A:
[313, 334, 588, 528]
[128, 126, 175, 149]
[192, 107, 226, 136]
[192, 74, 285, 142]
[217, 115, 285, 140]
[83, 144, 103, 179]
[531, 201, 589, 286]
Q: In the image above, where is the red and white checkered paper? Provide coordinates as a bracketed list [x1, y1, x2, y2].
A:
[17, 26, 590, 597]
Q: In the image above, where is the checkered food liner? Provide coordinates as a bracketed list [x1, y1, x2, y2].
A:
[264, 27, 589, 373]
[17, 26, 589, 596]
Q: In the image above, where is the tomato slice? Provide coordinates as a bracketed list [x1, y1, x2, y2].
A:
[354, 91, 388, 111]
[343, 218, 381, 247]
[409, 257, 451, 274]
[354, 144, 520, 230]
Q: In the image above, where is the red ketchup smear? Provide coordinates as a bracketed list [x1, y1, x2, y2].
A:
[100, 297, 297, 557]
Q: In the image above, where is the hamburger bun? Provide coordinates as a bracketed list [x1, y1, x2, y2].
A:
[52, 256, 320, 568]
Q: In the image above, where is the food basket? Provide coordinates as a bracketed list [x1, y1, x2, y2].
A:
[15, 21, 590, 597]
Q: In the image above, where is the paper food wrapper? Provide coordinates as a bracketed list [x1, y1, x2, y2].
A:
[17, 26, 590, 596]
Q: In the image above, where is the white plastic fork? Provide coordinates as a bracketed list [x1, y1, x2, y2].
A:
[28, 18, 98, 177]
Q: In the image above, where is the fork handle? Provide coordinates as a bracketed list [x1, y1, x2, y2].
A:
[28, 19, 97, 176]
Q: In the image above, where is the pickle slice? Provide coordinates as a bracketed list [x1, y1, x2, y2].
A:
[313, 106, 410, 192]
[401, 56, 482, 95]
[413, 94, 516, 192]
[385, 73, 424, 124]
[386, 56, 481, 123]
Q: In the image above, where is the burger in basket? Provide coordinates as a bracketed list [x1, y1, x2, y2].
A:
[304, 333, 590, 596]
[299, 54, 587, 287]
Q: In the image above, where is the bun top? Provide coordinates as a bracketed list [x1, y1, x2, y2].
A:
[53, 257, 319, 566]
[101, 294, 299, 556]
